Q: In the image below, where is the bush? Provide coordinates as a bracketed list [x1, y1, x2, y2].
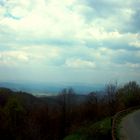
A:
[64, 118, 112, 140]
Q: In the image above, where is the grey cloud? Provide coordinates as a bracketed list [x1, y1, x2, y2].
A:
[85, 39, 140, 51]
[0, 0, 5, 6]
[27, 39, 80, 47]
[0, 29, 81, 47]
[120, 8, 140, 33]
[103, 40, 140, 51]
[129, 9, 140, 33]
[113, 55, 140, 64]
[82, 0, 140, 34]
[83, 0, 123, 18]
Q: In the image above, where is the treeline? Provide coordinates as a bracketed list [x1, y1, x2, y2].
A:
[0, 81, 140, 140]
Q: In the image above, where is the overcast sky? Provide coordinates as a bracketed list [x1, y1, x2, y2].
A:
[0, 0, 140, 84]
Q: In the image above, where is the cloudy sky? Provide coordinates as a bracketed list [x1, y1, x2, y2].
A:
[0, 0, 140, 85]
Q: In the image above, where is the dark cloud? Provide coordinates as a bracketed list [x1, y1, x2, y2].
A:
[103, 40, 140, 51]
[129, 9, 140, 33]
[120, 7, 140, 33]
[85, 39, 140, 51]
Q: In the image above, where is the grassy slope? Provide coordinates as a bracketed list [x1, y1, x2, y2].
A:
[64, 118, 112, 140]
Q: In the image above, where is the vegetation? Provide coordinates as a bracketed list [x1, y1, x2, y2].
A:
[0, 81, 140, 140]
[64, 117, 111, 140]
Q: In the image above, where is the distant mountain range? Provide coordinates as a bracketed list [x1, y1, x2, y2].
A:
[0, 82, 104, 96]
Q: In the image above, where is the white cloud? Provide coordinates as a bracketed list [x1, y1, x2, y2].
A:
[65, 58, 96, 69]
[125, 62, 140, 68]
[20, 45, 62, 60]
[129, 41, 140, 48]
[1, 0, 129, 43]
[0, 0, 139, 46]
[0, 51, 29, 66]
[0, 0, 85, 40]
[116, 62, 140, 69]
[77, 28, 122, 41]
[0, 45, 64, 68]
[3, 0, 33, 18]
[0, 5, 6, 19]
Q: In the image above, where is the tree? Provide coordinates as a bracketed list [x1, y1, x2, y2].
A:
[84, 91, 98, 121]
[3, 96, 26, 140]
[117, 81, 140, 107]
[57, 88, 76, 140]
[105, 82, 118, 115]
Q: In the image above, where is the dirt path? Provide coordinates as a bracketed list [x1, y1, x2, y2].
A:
[120, 110, 140, 140]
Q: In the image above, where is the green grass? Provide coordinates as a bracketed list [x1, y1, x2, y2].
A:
[64, 118, 112, 140]
[64, 134, 87, 140]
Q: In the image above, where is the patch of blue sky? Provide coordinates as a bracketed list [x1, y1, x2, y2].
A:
[0, 0, 5, 6]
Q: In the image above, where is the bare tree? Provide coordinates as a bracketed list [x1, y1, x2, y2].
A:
[105, 82, 118, 115]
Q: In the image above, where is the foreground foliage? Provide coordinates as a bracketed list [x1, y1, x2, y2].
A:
[64, 118, 111, 140]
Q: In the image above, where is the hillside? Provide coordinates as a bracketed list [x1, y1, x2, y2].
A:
[0, 81, 140, 140]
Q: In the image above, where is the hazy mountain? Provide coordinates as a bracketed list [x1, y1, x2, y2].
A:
[0, 82, 104, 95]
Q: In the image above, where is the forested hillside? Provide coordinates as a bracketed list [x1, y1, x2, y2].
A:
[0, 81, 140, 140]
